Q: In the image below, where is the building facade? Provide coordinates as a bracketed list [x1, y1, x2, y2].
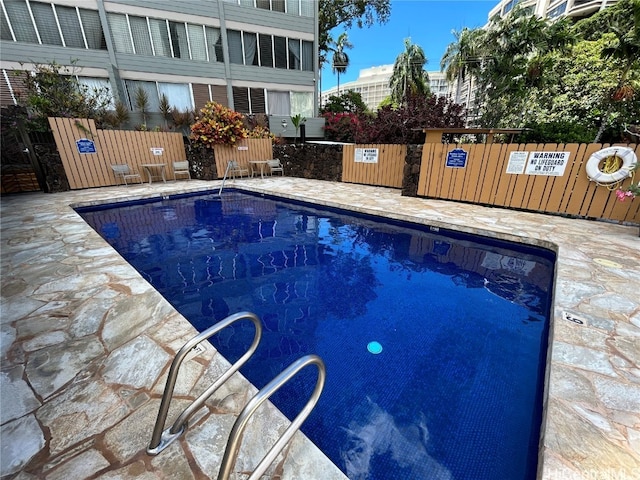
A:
[488, 0, 618, 21]
[0, 0, 319, 121]
[320, 65, 452, 111]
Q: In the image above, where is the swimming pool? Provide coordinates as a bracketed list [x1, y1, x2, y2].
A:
[76, 189, 555, 480]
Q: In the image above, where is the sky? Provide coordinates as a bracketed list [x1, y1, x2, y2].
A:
[320, 0, 496, 92]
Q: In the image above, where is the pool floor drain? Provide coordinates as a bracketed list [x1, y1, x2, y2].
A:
[367, 341, 383, 354]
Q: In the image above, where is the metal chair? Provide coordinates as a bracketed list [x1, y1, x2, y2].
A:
[228, 160, 249, 179]
[267, 159, 284, 176]
[173, 161, 191, 180]
[111, 164, 142, 186]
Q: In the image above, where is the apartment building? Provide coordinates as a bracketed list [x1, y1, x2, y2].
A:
[320, 65, 452, 111]
[488, 0, 618, 21]
[0, 0, 319, 122]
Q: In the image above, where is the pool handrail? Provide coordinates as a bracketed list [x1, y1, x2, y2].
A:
[147, 311, 262, 455]
[217, 354, 326, 480]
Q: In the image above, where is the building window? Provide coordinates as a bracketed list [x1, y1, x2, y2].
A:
[129, 16, 153, 56]
[302, 40, 313, 71]
[149, 19, 171, 57]
[79, 9, 105, 50]
[78, 77, 114, 108]
[30, 2, 62, 46]
[274, 36, 287, 68]
[158, 82, 193, 110]
[107, 13, 134, 54]
[548, 2, 567, 18]
[3, 0, 39, 43]
[206, 26, 222, 62]
[267, 91, 290, 115]
[227, 30, 244, 64]
[300, 0, 314, 17]
[259, 34, 273, 67]
[286, 0, 299, 15]
[55, 6, 85, 48]
[291, 91, 312, 117]
[288, 38, 301, 70]
[125, 80, 160, 111]
[250, 88, 266, 113]
[243, 32, 258, 65]
[233, 86, 249, 112]
[169, 21, 189, 59]
[188, 24, 208, 61]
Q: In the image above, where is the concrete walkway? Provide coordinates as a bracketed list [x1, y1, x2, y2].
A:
[1, 178, 639, 479]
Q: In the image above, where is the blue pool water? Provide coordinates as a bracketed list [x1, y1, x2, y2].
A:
[77, 190, 555, 480]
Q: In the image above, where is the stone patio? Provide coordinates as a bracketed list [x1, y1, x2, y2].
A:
[1, 178, 639, 479]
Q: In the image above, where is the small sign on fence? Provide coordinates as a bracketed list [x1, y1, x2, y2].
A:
[446, 148, 468, 168]
[76, 138, 96, 154]
[237, 146, 249, 151]
[506, 151, 528, 174]
[355, 148, 379, 163]
[525, 151, 570, 176]
[150, 147, 164, 156]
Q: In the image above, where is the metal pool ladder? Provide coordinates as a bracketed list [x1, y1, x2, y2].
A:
[218, 160, 233, 195]
[147, 311, 326, 480]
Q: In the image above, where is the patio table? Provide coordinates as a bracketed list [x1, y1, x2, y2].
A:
[141, 163, 167, 185]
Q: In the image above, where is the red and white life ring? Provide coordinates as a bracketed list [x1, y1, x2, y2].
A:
[585, 146, 637, 184]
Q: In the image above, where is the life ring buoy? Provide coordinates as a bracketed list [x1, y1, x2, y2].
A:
[586, 146, 637, 184]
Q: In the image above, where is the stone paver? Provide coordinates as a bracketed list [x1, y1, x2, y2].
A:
[1, 178, 638, 479]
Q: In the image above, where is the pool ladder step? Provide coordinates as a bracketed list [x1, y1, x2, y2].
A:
[147, 311, 326, 480]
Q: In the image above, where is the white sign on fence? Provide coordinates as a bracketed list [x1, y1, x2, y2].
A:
[506, 151, 528, 174]
[355, 148, 379, 163]
[525, 151, 570, 176]
[150, 147, 164, 156]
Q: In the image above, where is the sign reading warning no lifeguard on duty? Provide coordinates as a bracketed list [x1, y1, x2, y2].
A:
[524, 151, 570, 176]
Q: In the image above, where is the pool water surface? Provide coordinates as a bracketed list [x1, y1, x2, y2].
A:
[77, 190, 555, 480]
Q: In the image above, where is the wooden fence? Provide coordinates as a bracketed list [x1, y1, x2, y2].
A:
[213, 138, 274, 179]
[48, 117, 186, 189]
[342, 144, 406, 188]
[418, 142, 639, 224]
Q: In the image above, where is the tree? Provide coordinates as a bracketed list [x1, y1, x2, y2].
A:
[389, 38, 429, 104]
[12, 60, 112, 132]
[319, 0, 391, 65]
[473, 7, 575, 127]
[440, 27, 485, 105]
[594, 14, 640, 141]
[331, 32, 353, 94]
[320, 91, 369, 114]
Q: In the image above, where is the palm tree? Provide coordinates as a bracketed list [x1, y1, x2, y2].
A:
[389, 38, 428, 104]
[440, 28, 485, 105]
[331, 32, 353, 95]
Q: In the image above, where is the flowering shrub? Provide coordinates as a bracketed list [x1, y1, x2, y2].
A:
[322, 112, 362, 142]
[190, 102, 247, 147]
[615, 183, 639, 201]
[615, 163, 639, 202]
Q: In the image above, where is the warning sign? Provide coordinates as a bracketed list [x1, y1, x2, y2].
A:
[355, 148, 379, 163]
[525, 151, 570, 176]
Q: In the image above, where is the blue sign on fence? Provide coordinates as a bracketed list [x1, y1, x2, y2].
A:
[76, 138, 96, 154]
[446, 148, 468, 168]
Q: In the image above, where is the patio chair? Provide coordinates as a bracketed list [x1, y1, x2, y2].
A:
[228, 160, 249, 179]
[111, 164, 142, 186]
[173, 161, 191, 180]
[267, 159, 284, 176]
